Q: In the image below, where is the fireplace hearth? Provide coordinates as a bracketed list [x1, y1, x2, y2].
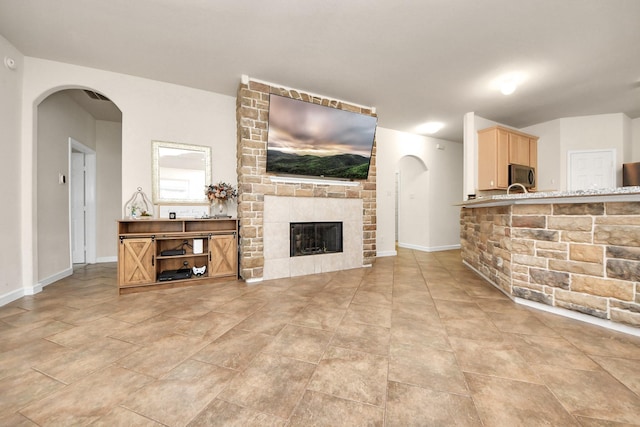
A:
[290, 222, 343, 257]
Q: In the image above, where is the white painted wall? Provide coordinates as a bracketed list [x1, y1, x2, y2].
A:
[376, 127, 463, 255]
[521, 119, 561, 191]
[0, 35, 24, 304]
[398, 155, 429, 250]
[525, 113, 629, 190]
[557, 113, 626, 188]
[462, 112, 476, 199]
[37, 92, 96, 281]
[20, 57, 237, 295]
[427, 140, 464, 249]
[623, 115, 632, 163]
[96, 120, 122, 262]
[375, 128, 400, 257]
[633, 118, 640, 161]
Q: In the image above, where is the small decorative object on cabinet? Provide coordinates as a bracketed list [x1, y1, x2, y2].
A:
[117, 218, 238, 294]
[206, 181, 237, 218]
[124, 187, 154, 219]
[210, 198, 228, 217]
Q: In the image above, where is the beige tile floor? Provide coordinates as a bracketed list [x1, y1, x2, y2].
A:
[2, 248, 640, 426]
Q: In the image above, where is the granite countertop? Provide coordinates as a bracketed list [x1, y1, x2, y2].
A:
[459, 186, 640, 207]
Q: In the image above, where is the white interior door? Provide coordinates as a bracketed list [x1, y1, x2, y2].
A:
[69, 138, 96, 265]
[395, 171, 399, 243]
[568, 149, 615, 191]
[71, 152, 86, 263]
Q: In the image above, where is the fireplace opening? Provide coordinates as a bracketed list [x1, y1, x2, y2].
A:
[290, 222, 343, 257]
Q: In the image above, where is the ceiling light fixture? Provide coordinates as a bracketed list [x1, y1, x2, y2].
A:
[416, 121, 444, 135]
[492, 71, 526, 96]
[500, 79, 517, 95]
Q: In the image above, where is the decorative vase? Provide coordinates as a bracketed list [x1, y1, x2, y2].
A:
[211, 199, 228, 217]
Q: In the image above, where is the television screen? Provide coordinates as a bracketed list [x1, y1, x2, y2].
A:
[266, 94, 377, 180]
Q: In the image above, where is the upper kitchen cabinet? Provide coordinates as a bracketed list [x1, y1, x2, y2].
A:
[477, 126, 538, 190]
[478, 127, 510, 190]
[529, 138, 537, 169]
[509, 133, 530, 166]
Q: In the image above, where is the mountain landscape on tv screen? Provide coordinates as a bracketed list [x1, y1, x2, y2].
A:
[266, 94, 377, 180]
[267, 150, 370, 179]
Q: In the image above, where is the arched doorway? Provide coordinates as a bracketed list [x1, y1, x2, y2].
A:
[397, 155, 429, 250]
[36, 88, 122, 286]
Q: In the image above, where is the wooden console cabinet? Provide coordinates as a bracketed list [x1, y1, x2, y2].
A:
[117, 218, 238, 294]
[477, 126, 538, 190]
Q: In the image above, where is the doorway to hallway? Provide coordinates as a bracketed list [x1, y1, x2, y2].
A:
[69, 137, 96, 264]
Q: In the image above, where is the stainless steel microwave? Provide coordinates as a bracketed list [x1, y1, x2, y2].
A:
[509, 164, 535, 188]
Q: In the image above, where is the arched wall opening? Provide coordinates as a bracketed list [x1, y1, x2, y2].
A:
[34, 88, 122, 288]
[397, 155, 429, 250]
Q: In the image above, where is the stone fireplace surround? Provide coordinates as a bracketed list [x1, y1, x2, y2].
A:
[236, 79, 377, 281]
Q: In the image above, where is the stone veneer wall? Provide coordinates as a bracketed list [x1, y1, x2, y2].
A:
[461, 202, 640, 327]
[236, 80, 377, 280]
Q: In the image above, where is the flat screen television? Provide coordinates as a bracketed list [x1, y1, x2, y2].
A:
[266, 94, 377, 180]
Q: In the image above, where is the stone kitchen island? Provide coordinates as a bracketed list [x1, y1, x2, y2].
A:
[460, 187, 640, 333]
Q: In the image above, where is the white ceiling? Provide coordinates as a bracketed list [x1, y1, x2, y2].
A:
[1, 0, 639, 142]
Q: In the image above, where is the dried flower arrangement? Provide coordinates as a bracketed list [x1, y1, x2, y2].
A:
[205, 182, 237, 201]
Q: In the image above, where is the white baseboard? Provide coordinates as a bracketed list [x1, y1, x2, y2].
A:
[515, 297, 640, 338]
[28, 267, 73, 295]
[0, 287, 25, 307]
[96, 256, 117, 263]
[398, 243, 461, 252]
[245, 277, 263, 285]
[376, 250, 397, 257]
[1, 267, 74, 305]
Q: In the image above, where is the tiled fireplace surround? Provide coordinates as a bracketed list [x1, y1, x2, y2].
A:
[236, 80, 376, 281]
[263, 196, 363, 280]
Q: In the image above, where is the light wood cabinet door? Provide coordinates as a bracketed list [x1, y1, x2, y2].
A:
[509, 133, 530, 166]
[209, 234, 237, 278]
[529, 138, 537, 170]
[496, 129, 509, 188]
[478, 128, 509, 189]
[477, 130, 497, 190]
[118, 238, 155, 285]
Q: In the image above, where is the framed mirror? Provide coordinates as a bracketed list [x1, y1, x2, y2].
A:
[152, 141, 212, 204]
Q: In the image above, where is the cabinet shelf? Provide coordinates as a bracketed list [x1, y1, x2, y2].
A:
[155, 253, 209, 260]
[117, 218, 238, 294]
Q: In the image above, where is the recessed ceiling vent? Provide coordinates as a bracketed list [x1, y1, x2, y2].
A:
[84, 90, 111, 101]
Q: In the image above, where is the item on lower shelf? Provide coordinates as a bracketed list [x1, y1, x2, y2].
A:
[193, 239, 203, 254]
[160, 249, 186, 256]
[157, 268, 192, 281]
[192, 265, 207, 276]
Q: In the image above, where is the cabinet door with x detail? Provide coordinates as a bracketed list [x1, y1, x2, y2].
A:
[209, 234, 237, 278]
[118, 237, 156, 285]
